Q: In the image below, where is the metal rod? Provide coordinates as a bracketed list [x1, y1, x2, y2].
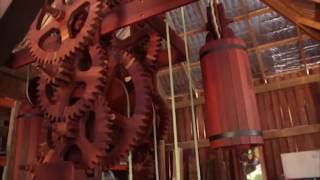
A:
[180, 7, 202, 180]
[165, 13, 181, 180]
[152, 103, 160, 180]
[120, 80, 133, 180]
[128, 152, 132, 180]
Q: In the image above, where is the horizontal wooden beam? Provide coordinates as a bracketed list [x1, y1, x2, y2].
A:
[110, 165, 128, 171]
[263, 124, 320, 140]
[0, 70, 26, 100]
[100, 0, 197, 35]
[0, 98, 14, 108]
[178, 7, 273, 37]
[165, 66, 320, 108]
[262, 0, 320, 41]
[0, 156, 6, 167]
[255, 72, 320, 94]
[166, 139, 210, 151]
[165, 124, 320, 150]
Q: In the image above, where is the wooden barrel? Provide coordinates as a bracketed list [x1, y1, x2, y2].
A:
[200, 38, 263, 148]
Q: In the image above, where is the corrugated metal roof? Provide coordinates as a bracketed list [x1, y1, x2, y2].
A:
[158, 0, 320, 98]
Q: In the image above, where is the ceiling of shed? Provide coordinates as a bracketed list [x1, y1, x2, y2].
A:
[158, 0, 320, 99]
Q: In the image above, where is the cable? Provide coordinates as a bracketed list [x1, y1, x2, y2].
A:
[152, 103, 160, 180]
[118, 80, 132, 180]
[165, 13, 181, 180]
[180, 7, 202, 180]
[210, 0, 221, 39]
[25, 65, 32, 105]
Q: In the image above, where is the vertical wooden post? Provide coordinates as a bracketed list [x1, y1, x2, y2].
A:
[0, 156, 6, 166]
[258, 146, 268, 180]
[2, 101, 20, 180]
[159, 140, 167, 180]
[172, 148, 184, 180]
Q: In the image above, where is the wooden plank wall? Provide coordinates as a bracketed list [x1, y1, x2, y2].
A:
[256, 71, 320, 179]
[168, 70, 320, 179]
[165, 104, 210, 180]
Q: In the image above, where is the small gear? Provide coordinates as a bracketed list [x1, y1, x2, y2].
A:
[143, 32, 162, 73]
[37, 96, 113, 171]
[28, 0, 103, 64]
[37, 43, 107, 121]
[37, 59, 74, 86]
[101, 51, 153, 168]
[59, 96, 113, 169]
[111, 24, 162, 73]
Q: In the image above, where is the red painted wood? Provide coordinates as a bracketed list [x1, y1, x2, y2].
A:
[0, 98, 14, 108]
[200, 38, 263, 148]
[0, 156, 6, 166]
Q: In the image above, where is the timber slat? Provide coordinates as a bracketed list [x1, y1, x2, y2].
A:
[0, 98, 14, 108]
[165, 124, 320, 150]
[0, 156, 6, 166]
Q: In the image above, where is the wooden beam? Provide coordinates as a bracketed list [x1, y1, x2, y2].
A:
[147, 16, 186, 59]
[263, 124, 320, 140]
[255, 72, 320, 93]
[100, 0, 197, 35]
[169, 95, 205, 109]
[178, 7, 273, 37]
[0, 70, 26, 100]
[233, 7, 272, 22]
[166, 139, 210, 151]
[158, 140, 167, 180]
[247, 34, 309, 52]
[2, 102, 20, 180]
[165, 124, 320, 151]
[0, 98, 14, 108]
[0, 156, 6, 167]
[297, 27, 309, 73]
[241, 0, 267, 81]
[262, 0, 320, 41]
[165, 65, 320, 108]
[110, 165, 128, 171]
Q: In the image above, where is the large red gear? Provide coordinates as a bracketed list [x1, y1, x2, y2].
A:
[101, 50, 153, 168]
[152, 93, 169, 141]
[34, 96, 113, 176]
[132, 142, 155, 180]
[28, 0, 103, 64]
[37, 59, 74, 86]
[37, 43, 107, 121]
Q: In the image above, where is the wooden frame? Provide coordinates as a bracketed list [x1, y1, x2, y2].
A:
[165, 124, 320, 151]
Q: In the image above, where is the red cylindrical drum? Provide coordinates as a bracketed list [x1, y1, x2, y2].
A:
[200, 38, 263, 148]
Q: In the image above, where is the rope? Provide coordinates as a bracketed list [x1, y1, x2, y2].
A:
[209, 0, 221, 39]
[152, 103, 160, 180]
[180, 7, 202, 180]
[165, 13, 181, 180]
[25, 65, 32, 105]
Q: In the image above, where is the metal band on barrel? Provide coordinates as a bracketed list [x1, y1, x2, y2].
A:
[208, 130, 262, 142]
[200, 44, 247, 60]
